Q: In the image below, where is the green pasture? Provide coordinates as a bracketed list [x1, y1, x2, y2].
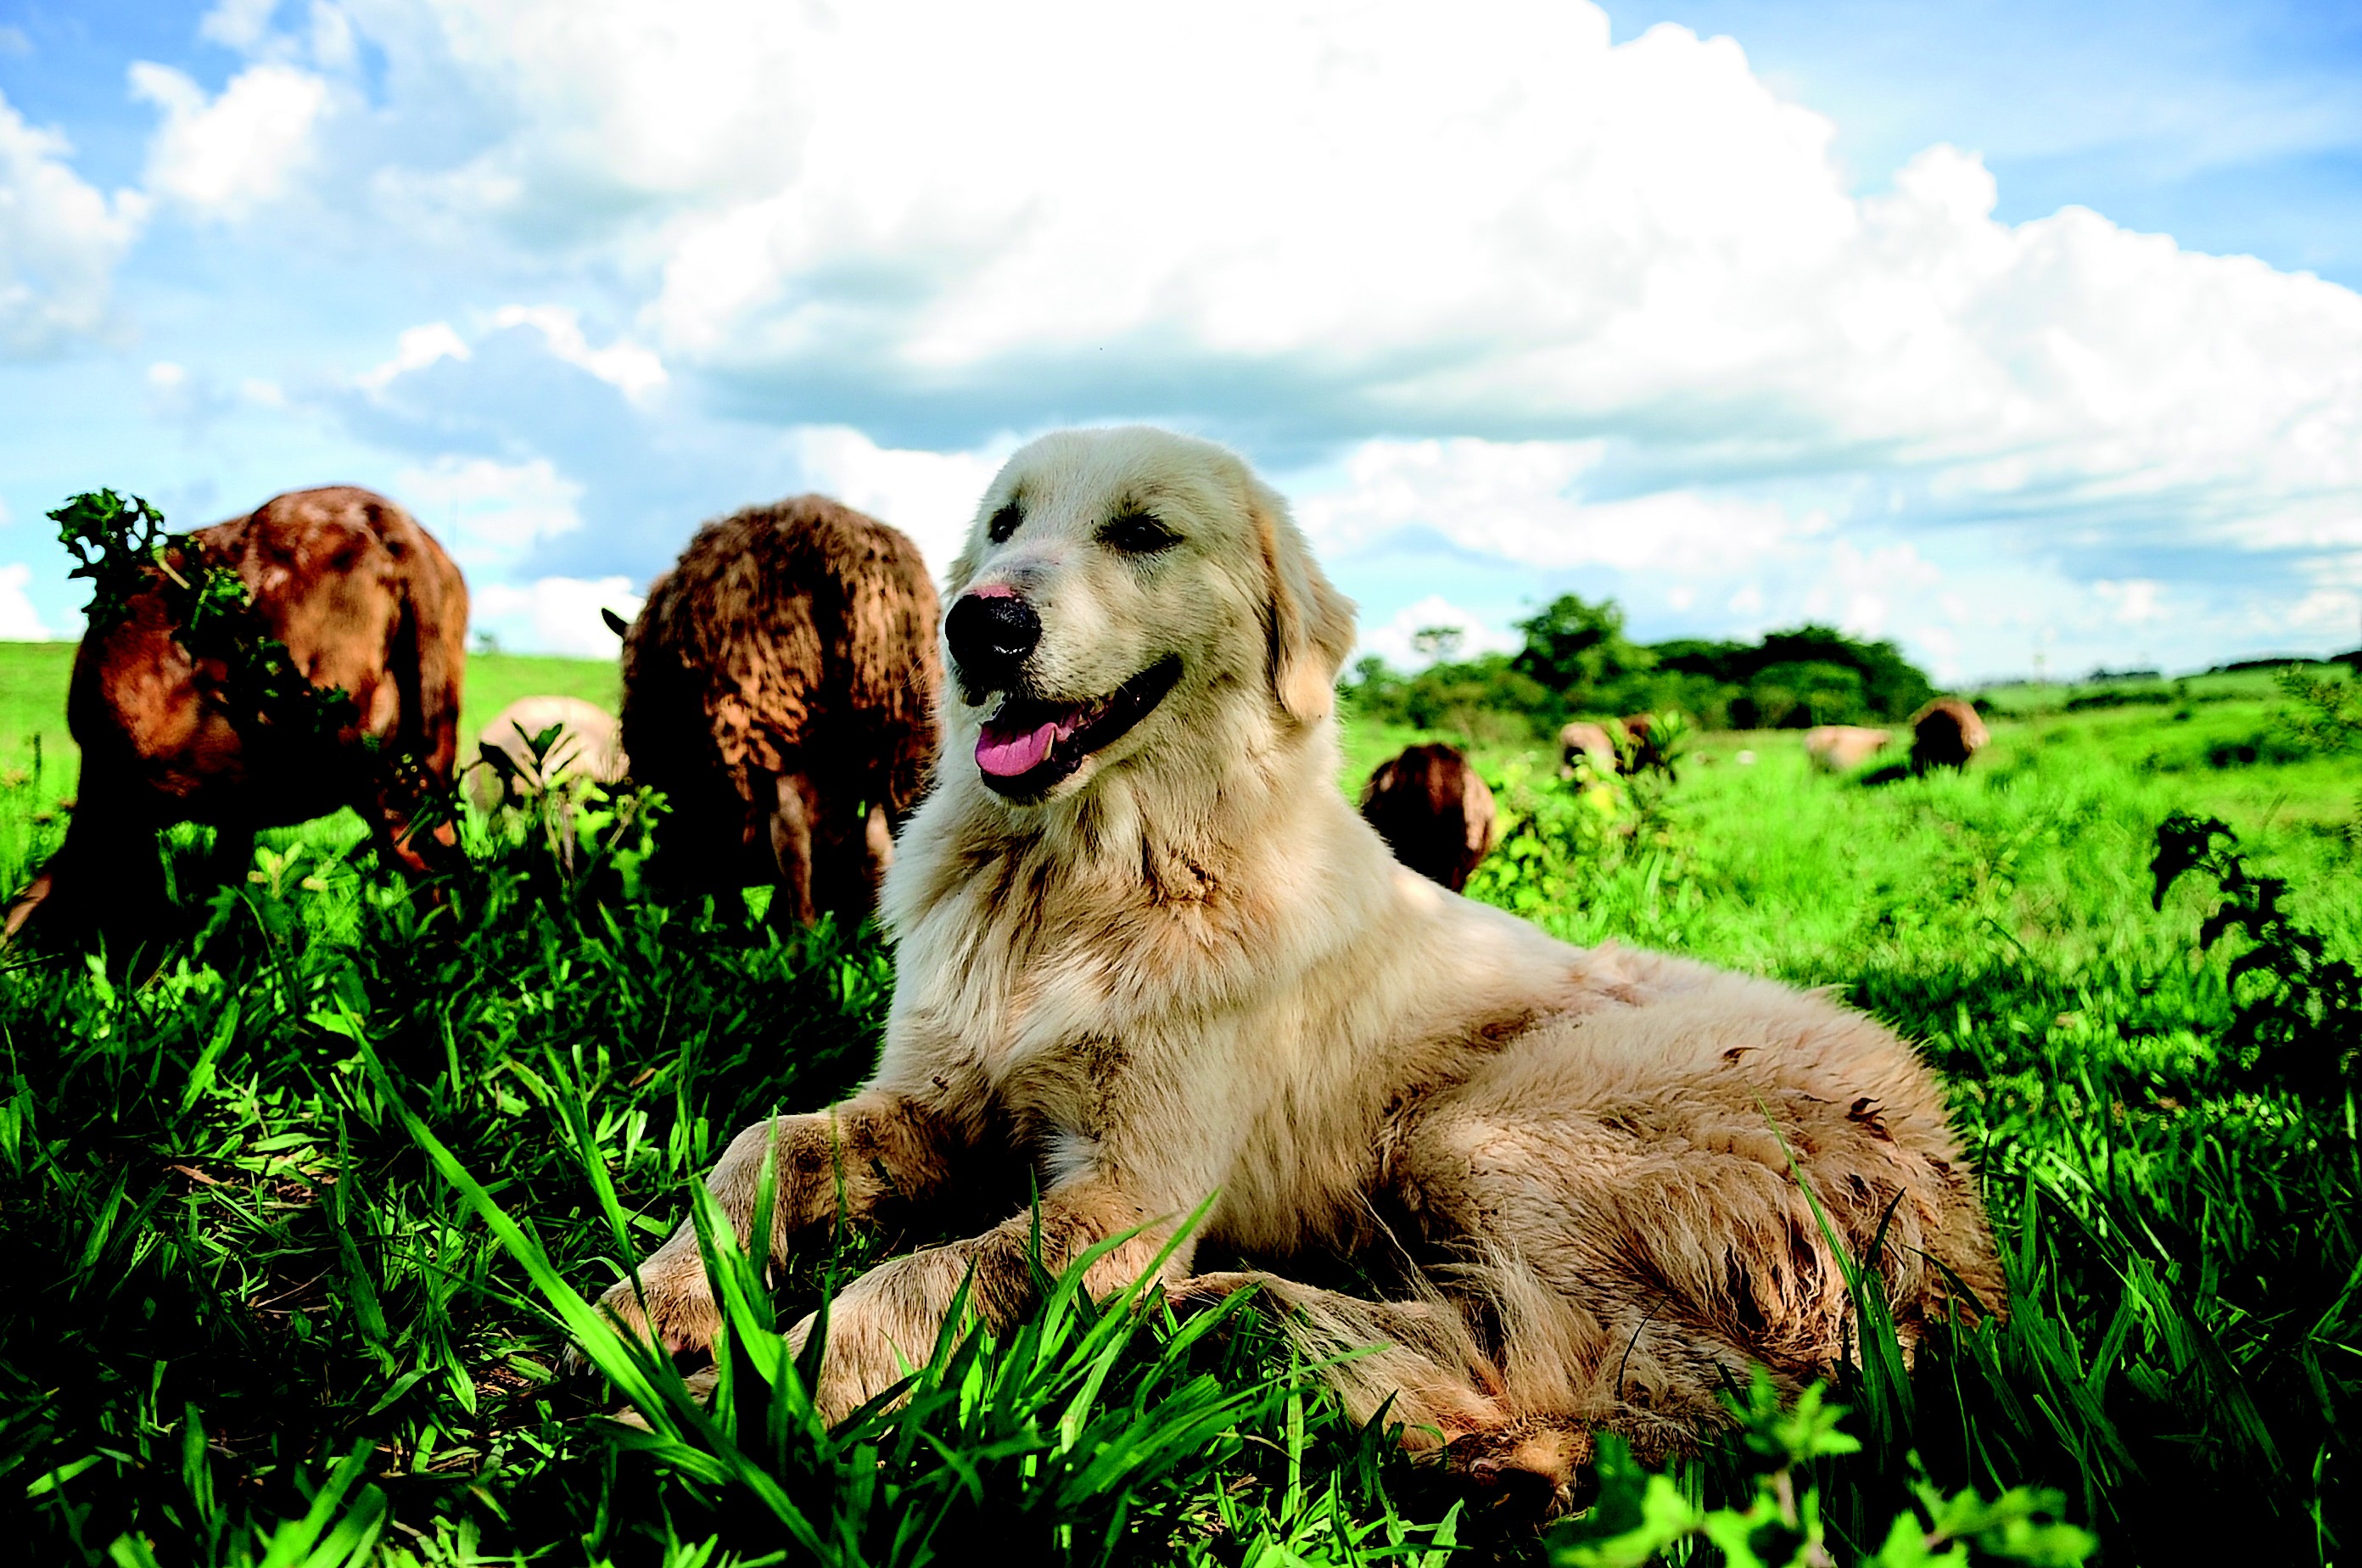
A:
[1, 637, 2359, 1565]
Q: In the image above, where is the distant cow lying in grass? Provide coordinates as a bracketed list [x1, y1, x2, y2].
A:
[1559, 714, 1679, 781]
[3, 486, 467, 951]
[467, 695, 628, 869]
[1558, 720, 1616, 778]
[1910, 697, 1989, 774]
[1360, 742, 1496, 892]
[621, 496, 940, 927]
[1805, 725, 1893, 773]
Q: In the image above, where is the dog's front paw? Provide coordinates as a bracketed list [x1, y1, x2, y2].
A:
[785, 1296, 931, 1425]
[563, 1247, 724, 1376]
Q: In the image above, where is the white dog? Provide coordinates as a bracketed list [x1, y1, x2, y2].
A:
[594, 427, 2001, 1507]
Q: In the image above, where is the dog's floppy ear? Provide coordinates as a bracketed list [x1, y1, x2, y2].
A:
[1251, 478, 1357, 723]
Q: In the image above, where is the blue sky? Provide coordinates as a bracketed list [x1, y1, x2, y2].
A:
[1, 0, 2358, 680]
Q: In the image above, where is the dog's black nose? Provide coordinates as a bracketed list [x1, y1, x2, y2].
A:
[946, 591, 1042, 687]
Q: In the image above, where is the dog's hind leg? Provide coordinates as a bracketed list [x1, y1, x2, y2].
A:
[1168, 1268, 1640, 1519]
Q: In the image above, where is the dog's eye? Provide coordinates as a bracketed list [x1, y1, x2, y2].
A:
[1101, 510, 1179, 554]
[987, 502, 1023, 544]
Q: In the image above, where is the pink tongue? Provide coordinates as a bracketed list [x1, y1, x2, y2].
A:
[977, 719, 1059, 778]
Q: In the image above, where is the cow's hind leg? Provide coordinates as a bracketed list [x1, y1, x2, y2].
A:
[765, 771, 821, 927]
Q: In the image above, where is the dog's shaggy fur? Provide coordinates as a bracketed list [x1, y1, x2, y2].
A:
[620, 496, 941, 925]
[596, 429, 2001, 1509]
[1361, 742, 1496, 892]
[4, 485, 466, 949]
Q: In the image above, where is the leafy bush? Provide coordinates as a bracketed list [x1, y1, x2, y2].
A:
[2279, 665, 2362, 755]
[1344, 652, 1559, 744]
[2152, 810, 2362, 1094]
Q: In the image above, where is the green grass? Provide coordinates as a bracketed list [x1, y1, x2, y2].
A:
[3, 641, 2359, 1564]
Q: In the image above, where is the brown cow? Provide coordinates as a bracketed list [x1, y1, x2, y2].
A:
[1805, 725, 1894, 773]
[620, 495, 941, 926]
[1910, 697, 1990, 773]
[1616, 712, 1677, 778]
[1558, 720, 1616, 779]
[1561, 714, 1680, 780]
[1360, 742, 1497, 892]
[3, 485, 467, 949]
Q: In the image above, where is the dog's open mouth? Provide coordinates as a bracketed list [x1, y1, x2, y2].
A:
[975, 654, 1183, 798]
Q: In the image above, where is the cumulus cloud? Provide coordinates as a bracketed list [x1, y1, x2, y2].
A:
[2093, 579, 2167, 625]
[487, 305, 665, 400]
[472, 574, 642, 658]
[200, 0, 287, 53]
[789, 426, 1015, 581]
[99, 0, 2359, 674]
[0, 563, 48, 639]
[1292, 438, 1815, 575]
[306, 4, 2362, 558]
[390, 454, 584, 573]
[358, 321, 472, 389]
[132, 60, 330, 218]
[1357, 596, 1521, 671]
[0, 90, 145, 356]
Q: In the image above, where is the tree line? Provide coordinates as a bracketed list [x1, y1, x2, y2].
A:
[1346, 592, 1938, 741]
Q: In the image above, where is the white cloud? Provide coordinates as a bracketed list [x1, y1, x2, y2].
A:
[1358, 595, 1520, 671]
[132, 60, 330, 218]
[201, 0, 285, 53]
[391, 454, 584, 572]
[487, 305, 666, 400]
[357, 311, 663, 400]
[87, 0, 2362, 680]
[0, 563, 49, 638]
[2094, 579, 2167, 625]
[2284, 589, 2361, 641]
[0, 89, 144, 356]
[472, 574, 642, 657]
[1291, 438, 1810, 574]
[1795, 540, 1944, 641]
[790, 425, 1016, 582]
[357, 320, 470, 388]
[319, 0, 2361, 574]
